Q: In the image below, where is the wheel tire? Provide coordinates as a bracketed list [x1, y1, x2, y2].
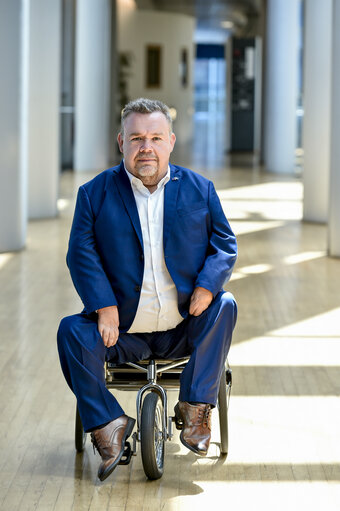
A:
[75, 404, 87, 452]
[218, 372, 229, 455]
[140, 392, 165, 479]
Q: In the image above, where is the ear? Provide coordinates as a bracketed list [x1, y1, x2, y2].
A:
[170, 132, 176, 152]
[117, 132, 124, 153]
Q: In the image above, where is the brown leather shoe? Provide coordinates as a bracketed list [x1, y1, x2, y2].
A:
[90, 415, 135, 481]
[174, 401, 212, 456]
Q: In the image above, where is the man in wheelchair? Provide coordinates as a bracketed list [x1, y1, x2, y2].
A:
[57, 98, 237, 481]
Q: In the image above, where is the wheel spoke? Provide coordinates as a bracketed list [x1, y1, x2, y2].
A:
[154, 404, 164, 467]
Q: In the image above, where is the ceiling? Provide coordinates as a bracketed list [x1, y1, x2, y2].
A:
[134, 0, 263, 35]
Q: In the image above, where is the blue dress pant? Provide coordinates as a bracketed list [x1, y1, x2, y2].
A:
[57, 291, 237, 432]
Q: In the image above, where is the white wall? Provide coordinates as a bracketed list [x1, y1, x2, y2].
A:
[117, 5, 195, 143]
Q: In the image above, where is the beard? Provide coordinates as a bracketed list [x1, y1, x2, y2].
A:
[134, 156, 159, 177]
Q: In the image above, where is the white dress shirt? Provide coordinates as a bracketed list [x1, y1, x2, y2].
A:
[125, 165, 184, 333]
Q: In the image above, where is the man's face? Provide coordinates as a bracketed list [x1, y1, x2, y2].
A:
[117, 112, 176, 188]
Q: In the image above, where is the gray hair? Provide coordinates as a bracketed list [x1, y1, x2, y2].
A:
[120, 98, 173, 134]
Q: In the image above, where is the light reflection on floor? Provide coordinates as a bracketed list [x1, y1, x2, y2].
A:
[0, 252, 14, 270]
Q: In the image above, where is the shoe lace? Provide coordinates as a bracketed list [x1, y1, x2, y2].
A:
[91, 426, 117, 455]
[91, 432, 109, 456]
[197, 405, 211, 428]
[91, 434, 99, 455]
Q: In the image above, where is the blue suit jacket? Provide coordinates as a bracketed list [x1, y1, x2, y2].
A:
[67, 161, 237, 332]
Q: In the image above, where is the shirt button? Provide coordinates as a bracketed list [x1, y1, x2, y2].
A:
[135, 285, 141, 292]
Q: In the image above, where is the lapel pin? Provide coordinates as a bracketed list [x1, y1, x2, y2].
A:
[172, 177, 179, 181]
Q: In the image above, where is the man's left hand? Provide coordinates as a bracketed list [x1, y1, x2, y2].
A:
[189, 287, 213, 316]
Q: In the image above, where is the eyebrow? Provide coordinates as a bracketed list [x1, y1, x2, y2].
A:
[128, 132, 164, 137]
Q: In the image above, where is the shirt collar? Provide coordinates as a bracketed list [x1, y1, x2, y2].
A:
[123, 160, 170, 193]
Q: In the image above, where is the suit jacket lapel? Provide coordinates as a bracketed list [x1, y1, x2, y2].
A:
[113, 162, 144, 250]
[163, 165, 180, 250]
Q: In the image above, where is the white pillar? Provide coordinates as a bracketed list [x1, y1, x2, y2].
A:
[329, 0, 340, 256]
[0, 0, 27, 251]
[74, 0, 112, 172]
[303, 0, 332, 223]
[27, 0, 61, 219]
[109, 0, 118, 165]
[264, 0, 300, 174]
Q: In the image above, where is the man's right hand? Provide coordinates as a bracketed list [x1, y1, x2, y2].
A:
[97, 306, 119, 347]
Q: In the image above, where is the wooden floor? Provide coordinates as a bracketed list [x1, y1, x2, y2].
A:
[1, 144, 340, 510]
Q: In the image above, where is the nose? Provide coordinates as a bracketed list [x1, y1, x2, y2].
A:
[139, 139, 152, 152]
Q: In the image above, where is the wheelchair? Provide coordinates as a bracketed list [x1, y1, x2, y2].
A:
[75, 358, 232, 480]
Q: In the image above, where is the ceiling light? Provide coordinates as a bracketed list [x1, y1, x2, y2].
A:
[221, 21, 234, 29]
[118, 0, 136, 9]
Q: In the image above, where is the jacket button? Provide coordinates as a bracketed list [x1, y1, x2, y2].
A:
[135, 285, 141, 292]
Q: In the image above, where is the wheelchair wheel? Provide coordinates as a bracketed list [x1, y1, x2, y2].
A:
[218, 372, 229, 455]
[75, 404, 87, 452]
[140, 391, 165, 480]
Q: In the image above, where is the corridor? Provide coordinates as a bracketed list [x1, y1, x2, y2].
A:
[0, 148, 339, 510]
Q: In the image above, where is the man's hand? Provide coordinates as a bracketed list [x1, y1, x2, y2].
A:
[189, 287, 213, 316]
[97, 306, 119, 347]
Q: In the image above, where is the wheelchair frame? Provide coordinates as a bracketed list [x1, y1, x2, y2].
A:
[75, 358, 232, 480]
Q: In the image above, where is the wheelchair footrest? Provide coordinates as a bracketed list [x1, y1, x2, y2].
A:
[119, 441, 134, 465]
